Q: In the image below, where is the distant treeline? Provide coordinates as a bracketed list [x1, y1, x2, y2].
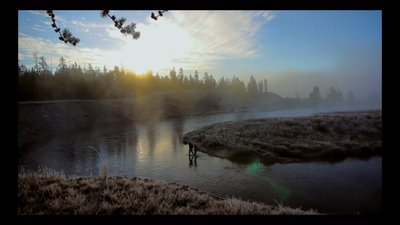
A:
[18, 56, 268, 101]
[18, 56, 361, 104]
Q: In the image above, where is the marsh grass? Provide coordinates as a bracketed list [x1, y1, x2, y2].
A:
[183, 110, 382, 164]
[18, 169, 320, 215]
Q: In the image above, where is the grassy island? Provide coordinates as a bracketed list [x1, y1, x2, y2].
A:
[183, 110, 381, 165]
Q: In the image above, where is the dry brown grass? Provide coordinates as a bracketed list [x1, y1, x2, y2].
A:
[183, 110, 382, 164]
[18, 169, 320, 215]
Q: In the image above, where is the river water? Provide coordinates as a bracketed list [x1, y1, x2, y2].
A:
[19, 104, 382, 214]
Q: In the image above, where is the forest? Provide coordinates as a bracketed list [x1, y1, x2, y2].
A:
[18, 55, 356, 107]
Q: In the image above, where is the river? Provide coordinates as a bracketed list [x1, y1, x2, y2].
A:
[19, 104, 382, 214]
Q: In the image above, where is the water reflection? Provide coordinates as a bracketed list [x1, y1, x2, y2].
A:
[262, 173, 291, 202]
[145, 123, 156, 157]
[188, 155, 198, 168]
[171, 118, 184, 152]
[19, 104, 381, 214]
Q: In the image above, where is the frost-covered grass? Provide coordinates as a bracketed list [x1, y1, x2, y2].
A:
[18, 168, 320, 215]
[183, 110, 381, 164]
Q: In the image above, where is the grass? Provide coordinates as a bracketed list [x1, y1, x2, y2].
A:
[183, 110, 382, 164]
[18, 168, 320, 215]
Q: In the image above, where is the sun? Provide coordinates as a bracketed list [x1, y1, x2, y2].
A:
[104, 18, 194, 75]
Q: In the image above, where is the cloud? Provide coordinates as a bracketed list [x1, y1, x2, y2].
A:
[28, 10, 69, 28]
[71, 23, 91, 33]
[26, 10, 47, 17]
[18, 52, 27, 61]
[19, 11, 276, 74]
[18, 34, 107, 66]
[32, 24, 47, 32]
[71, 20, 109, 29]
[27, 10, 68, 24]
[101, 10, 275, 72]
[258, 11, 275, 21]
[169, 11, 264, 61]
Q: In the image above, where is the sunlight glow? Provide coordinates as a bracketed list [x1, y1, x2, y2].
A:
[101, 18, 194, 74]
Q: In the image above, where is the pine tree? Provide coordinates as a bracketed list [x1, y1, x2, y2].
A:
[247, 75, 258, 96]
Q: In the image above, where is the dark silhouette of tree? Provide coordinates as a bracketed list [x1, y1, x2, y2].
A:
[326, 86, 343, 102]
[18, 64, 28, 76]
[263, 79, 268, 93]
[258, 80, 263, 93]
[169, 67, 177, 81]
[309, 86, 321, 102]
[217, 77, 228, 91]
[18, 63, 38, 100]
[194, 70, 200, 89]
[47, 10, 80, 46]
[100, 10, 140, 40]
[247, 75, 258, 97]
[232, 76, 246, 96]
[58, 57, 67, 70]
[33, 52, 39, 75]
[178, 67, 184, 80]
[38, 56, 51, 76]
[19, 57, 277, 104]
[55, 57, 68, 78]
[86, 64, 96, 78]
[202, 72, 216, 90]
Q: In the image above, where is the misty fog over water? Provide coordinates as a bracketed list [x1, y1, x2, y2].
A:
[19, 104, 381, 214]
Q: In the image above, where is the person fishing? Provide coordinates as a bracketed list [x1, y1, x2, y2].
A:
[193, 144, 198, 156]
[188, 142, 194, 155]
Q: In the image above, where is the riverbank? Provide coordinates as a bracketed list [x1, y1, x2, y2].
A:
[183, 110, 381, 165]
[18, 169, 319, 215]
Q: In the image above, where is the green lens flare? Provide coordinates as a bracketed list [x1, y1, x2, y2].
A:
[246, 158, 291, 201]
[246, 158, 262, 173]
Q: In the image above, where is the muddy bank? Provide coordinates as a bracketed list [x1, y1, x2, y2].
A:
[18, 170, 320, 215]
[183, 110, 382, 165]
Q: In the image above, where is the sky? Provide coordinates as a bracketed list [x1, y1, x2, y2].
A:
[18, 10, 381, 99]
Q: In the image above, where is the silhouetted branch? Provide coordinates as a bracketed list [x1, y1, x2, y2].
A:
[100, 10, 140, 40]
[46, 10, 80, 46]
[151, 10, 168, 20]
[46, 10, 168, 44]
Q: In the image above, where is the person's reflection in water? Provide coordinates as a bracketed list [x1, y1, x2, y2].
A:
[172, 119, 184, 152]
[189, 155, 193, 168]
[193, 144, 198, 155]
[188, 153, 198, 168]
